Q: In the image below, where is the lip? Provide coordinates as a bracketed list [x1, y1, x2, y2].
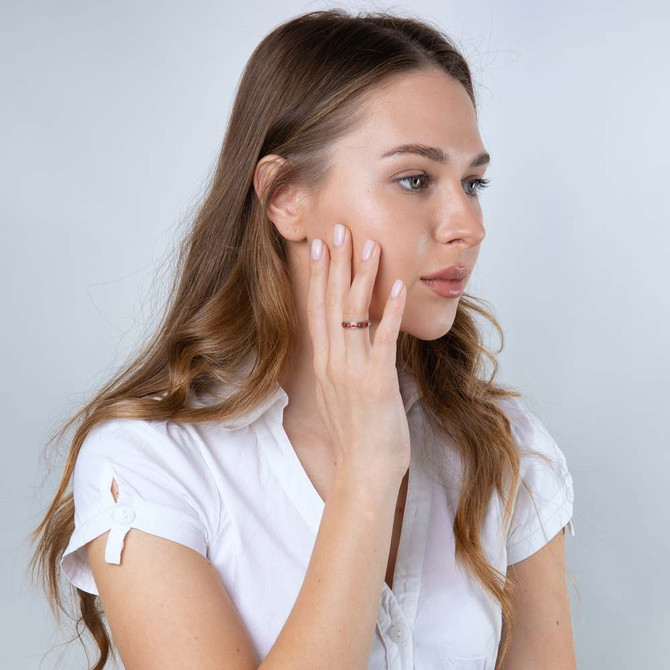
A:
[421, 264, 469, 281]
[421, 278, 465, 299]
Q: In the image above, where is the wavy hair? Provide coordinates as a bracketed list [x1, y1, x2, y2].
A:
[27, 8, 574, 669]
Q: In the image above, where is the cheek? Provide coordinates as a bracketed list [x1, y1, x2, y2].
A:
[374, 245, 419, 300]
[319, 184, 420, 277]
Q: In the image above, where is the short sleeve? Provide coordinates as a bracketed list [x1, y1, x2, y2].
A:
[60, 418, 221, 595]
[500, 399, 575, 566]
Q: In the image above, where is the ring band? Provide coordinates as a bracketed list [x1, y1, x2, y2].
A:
[341, 320, 371, 328]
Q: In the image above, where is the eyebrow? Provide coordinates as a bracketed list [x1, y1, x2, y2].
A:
[380, 143, 491, 168]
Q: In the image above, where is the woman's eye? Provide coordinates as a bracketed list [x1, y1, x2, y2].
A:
[464, 177, 491, 198]
[395, 174, 431, 192]
[395, 174, 492, 197]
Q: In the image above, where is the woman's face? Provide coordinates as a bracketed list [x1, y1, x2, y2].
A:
[297, 68, 489, 342]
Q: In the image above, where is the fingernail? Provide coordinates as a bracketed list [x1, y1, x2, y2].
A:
[311, 238, 323, 260]
[391, 279, 404, 298]
[334, 224, 345, 246]
[362, 239, 374, 261]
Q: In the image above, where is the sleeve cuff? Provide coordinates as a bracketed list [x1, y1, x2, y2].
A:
[60, 499, 208, 595]
[506, 498, 574, 566]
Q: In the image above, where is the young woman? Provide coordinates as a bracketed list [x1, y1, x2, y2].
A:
[29, 9, 577, 670]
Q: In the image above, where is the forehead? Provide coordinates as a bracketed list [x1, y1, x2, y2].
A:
[336, 69, 483, 159]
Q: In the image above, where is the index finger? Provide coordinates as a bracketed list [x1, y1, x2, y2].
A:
[306, 237, 330, 379]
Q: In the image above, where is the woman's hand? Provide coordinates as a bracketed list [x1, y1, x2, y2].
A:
[307, 223, 411, 483]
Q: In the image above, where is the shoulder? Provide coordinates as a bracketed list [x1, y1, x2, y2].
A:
[493, 396, 575, 565]
[80, 415, 193, 454]
[76, 416, 215, 477]
[72, 416, 223, 536]
[63, 416, 226, 594]
[494, 396, 569, 471]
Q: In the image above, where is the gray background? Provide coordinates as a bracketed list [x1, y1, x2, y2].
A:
[3, 0, 668, 667]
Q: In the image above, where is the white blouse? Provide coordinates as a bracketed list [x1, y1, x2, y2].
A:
[61, 369, 575, 669]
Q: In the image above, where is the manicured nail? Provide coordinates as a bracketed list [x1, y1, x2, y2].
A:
[311, 238, 323, 260]
[334, 224, 345, 246]
[391, 279, 404, 298]
[362, 239, 374, 261]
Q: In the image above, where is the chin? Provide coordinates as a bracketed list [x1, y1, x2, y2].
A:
[402, 310, 458, 341]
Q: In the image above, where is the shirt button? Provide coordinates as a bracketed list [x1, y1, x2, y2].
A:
[112, 504, 136, 524]
[388, 622, 408, 643]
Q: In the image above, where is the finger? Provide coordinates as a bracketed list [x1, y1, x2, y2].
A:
[306, 237, 330, 380]
[343, 237, 378, 367]
[325, 223, 352, 363]
[370, 277, 407, 375]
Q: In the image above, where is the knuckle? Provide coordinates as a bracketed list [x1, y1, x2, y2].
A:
[342, 300, 368, 322]
[373, 328, 394, 347]
[325, 293, 340, 310]
[325, 359, 347, 383]
[306, 280, 320, 300]
[313, 360, 328, 382]
[363, 255, 378, 271]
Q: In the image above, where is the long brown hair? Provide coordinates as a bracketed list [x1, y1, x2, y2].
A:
[27, 8, 573, 669]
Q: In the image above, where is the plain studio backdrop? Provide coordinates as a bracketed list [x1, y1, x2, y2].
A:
[2, 1, 668, 668]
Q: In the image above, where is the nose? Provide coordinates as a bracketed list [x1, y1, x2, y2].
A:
[434, 189, 486, 249]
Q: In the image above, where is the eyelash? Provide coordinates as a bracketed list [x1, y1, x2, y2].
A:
[394, 173, 491, 197]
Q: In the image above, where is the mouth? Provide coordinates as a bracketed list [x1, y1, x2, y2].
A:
[420, 264, 469, 282]
[420, 277, 466, 299]
[420, 264, 470, 299]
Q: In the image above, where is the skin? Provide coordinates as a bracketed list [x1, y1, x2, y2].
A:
[254, 67, 488, 449]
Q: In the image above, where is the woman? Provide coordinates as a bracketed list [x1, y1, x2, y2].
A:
[28, 8, 577, 669]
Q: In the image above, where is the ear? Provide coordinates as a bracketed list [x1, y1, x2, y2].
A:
[253, 154, 310, 243]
